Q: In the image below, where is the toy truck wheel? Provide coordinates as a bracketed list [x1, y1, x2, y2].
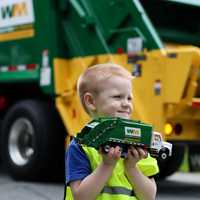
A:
[159, 148, 169, 160]
[0, 100, 64, 181]
[103, 145, 111, 153]
[157, 143, 184, 179]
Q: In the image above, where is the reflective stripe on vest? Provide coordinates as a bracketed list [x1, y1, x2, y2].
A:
[101, 186, 135, 196]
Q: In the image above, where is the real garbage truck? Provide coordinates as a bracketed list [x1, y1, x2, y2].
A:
[0, 0, 199, 180]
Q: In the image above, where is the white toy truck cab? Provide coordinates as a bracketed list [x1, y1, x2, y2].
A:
[151, 132, 172, 160]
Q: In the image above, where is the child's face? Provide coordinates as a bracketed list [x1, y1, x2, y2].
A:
[93, 76, 133, 119]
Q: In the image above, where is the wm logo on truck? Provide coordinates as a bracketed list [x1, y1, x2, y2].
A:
[0, 0, 34, 31]
[125, 127, 141, 138]
[0, 2, 27, 19]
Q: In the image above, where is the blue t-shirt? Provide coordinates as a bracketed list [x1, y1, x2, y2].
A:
[65, 139, 92, 184]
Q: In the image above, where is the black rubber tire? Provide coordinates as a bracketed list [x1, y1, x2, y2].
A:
[188, 143, 200, 171]
[0, 100, 65, 181]
[158, 148, 170, 161]
[157, 143, 185, 179]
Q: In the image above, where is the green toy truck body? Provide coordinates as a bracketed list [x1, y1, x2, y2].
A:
[76, 117, 172, 159]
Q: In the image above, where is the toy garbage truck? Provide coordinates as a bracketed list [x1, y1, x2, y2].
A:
[75, 117, 172, 160]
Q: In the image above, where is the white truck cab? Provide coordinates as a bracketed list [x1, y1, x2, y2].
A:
[150, 132, 172, 160]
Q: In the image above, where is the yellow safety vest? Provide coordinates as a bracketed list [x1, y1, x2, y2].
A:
[65, 146, 159, 200]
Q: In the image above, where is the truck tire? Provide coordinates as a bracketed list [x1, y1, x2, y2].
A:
[0, 100, 65, 181]
[188, 143, 200, 171]
[157, 143, 185, 179]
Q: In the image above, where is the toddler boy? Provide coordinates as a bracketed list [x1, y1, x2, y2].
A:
[65, 63, 159, 200]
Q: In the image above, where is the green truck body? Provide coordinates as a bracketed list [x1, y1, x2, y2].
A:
[0, 0, 163, 94]
[77, 117, 152, 148]
[76, 117, 172, 159]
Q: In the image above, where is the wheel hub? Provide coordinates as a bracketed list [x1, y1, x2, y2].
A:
[8, 118, 34, 166]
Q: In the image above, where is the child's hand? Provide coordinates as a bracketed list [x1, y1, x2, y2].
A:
[124, 146, 148, 170]
[100, 146, 121, 166]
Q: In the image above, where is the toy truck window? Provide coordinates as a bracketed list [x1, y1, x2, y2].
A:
[154, 134, 161, 142]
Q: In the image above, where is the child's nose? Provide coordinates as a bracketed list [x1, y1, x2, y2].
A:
[121, 99, 129, 107]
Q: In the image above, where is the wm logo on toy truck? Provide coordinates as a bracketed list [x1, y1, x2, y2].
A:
[125, 127, 141, 138]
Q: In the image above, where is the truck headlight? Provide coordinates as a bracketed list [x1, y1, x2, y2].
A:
[164, 123, 173, 136]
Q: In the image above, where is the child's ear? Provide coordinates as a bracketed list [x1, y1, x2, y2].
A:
[84, 92, 96, 111]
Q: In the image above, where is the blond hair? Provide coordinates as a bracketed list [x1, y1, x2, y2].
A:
[77, 63, 133, 113]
